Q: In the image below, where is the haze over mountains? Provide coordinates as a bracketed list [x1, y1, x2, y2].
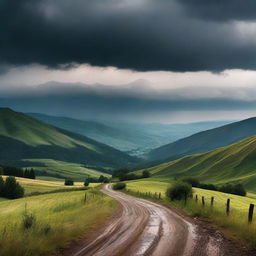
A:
[29, 112, 229, 154]
[146, 117, 256, 163]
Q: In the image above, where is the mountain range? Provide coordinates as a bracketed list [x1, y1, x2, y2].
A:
[28, 113, 229, 154]
[146, 117, 256, 163]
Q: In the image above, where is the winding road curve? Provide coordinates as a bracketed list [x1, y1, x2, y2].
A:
[72, 184, 246, 256]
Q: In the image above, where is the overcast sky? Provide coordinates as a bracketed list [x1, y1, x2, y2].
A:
[1, 0, 256, 123]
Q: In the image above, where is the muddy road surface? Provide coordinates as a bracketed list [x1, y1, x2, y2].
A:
[71, 184, 249, 256]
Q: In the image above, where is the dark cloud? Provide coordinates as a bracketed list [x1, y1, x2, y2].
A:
[179, 0, 256, 21]
[1, 0, 256, 71]
[1, 82, 256, 121]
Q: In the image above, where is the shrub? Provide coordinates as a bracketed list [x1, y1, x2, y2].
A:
[112, 182, 126, 190]
[219, 183, 246, 196]
[112, 168, 130, 179]
[98, 175, 109, 183]
[182, 177, 200, 187]
[84, 180, 89, 187]
[64, 179, 74, 186]
[22, 208, 36, 230]
[142, 170, 151, 178]
[166, 181, 192, 201]
[4, 176, 24, 199]
[198, 183, 217, 191]
[0, 176, 4, 196]
[232, 184, 246, 196]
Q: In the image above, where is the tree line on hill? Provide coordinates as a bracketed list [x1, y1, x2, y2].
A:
[112, 168, 150, 181]
[0, 166, 35, 179]
[181, 177, 246, 196]
[64, 175, 110, 186]
[0, 176, 24, 199]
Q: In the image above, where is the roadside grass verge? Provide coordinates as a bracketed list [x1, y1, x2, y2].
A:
[126, 179, 256, 249]
[0, 189, 117, 256]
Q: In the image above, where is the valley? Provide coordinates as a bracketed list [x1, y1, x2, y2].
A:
[1, 108, 256, 255]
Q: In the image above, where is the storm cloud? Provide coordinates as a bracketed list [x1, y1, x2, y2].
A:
[1, 81, 256, 123]
[179, 0, 256, 21]
[1, 0, 256, 72]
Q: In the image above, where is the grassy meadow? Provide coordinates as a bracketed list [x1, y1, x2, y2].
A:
[23, 158, 110, 181]
[137, 135, 256, 193]
[1, 176, 90, 196]
[126, 179, 256, 249]
[0, 189, 117, 256]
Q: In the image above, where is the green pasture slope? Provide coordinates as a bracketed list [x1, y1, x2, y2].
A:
[0, 189, 117, 256]
[24, 159, 110, 181]
[1, 176, 85, 195]
[138, 135, 256, 192]
[0, 108, 137, 178]
[145, 116, 256, 163]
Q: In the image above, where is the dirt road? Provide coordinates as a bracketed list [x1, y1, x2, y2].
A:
[72, 184, 249, 256]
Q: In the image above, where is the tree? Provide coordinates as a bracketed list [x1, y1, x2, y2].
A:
[29, 169, 36, 179]
[98, 175, 109, 183]
[166, 181, 192, 201]
[142, 170, 150, 178]
[112, 182, 126, 190]
[24, 169, 30, 178]
[98, 175, 105, 183]
[3, 176, 24, 199]
[64, 179, 74, 186]
[182, 177, 200, 187]
[112, 168, 129, 179]
[3, 166, 24, 178]
[0, 176, 4, 196]
[84, 180, 90, 187]
[232, 184, 246, 196]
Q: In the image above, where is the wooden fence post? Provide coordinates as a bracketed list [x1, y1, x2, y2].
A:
[84, 193, 87, 204]
[159, 192, 161, 199]
[248, 204, 254, 223]
[226, 199, 230, 216]
[211, 197, 214, 207]
[195, 194, 198, 202]
[202, 196, 205, 207]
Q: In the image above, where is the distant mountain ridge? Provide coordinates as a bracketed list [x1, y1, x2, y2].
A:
[0, 108, 137, 171]
[28, 112, 230, 154]
[145, 116, 256, 163]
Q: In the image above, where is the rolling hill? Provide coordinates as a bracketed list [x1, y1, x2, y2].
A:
[143, 135, 256, 192]
[0, 108, 137, 178]
[28, 113, 229, 155]
[145, 117, 256, 163]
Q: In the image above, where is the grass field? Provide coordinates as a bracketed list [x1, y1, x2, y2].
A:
[0, 189, 117, 256]
[1, 176, 85, 195]
[126, 179, 256, 248]
[24, 158, 110, 181]
[1, 176, 100, 197]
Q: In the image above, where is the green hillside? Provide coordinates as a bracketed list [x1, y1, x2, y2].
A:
[0, 108, 137, 177]
[143, 135, 256, 192]
[145, 116, 256, 163]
